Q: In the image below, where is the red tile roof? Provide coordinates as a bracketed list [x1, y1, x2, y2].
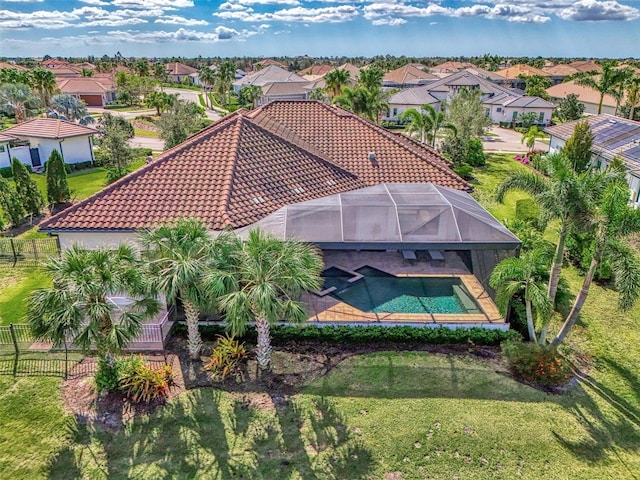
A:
[57, 77, 114, 94]
[299, 64, 334, 76]
[41, 101, 469, 233]
[0, 62, 28, 71]
[166, 62, 197, 76]
[2, 118, 97, 139]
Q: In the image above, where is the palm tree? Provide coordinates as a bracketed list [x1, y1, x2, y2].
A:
[198, 66, 216, 109]
[358, 65, 384, 91]
[575, 61, 634, 115]
[496, 153, 593, 307]
[520, 126, 546, 152]
[217, 229, 323, 370]
[0, 83, 40, 123]
[490, 247, 553, 343]
[27, 244, 160, 361]
[139, 218, 235, 359]
[49, 94, 94, 125]
[324, 68, 350, 98]
[401, 107, 433, 144]
[215, 61, 236, 106]
[153, 62, 166, 90]
[625, 75, 640, 120]
[27, 68, 58, 108]
[553, 175, 640, 346]
[334, 85, 389, 123]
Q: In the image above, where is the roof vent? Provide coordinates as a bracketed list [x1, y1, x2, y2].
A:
[251, 196, 265, 205]
[609, 119, 617, 124]
[292, 187, 305, 194]
[325, 179, 336, 187]
[368, 152, 378, 167]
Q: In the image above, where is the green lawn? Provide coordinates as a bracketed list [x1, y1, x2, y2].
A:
[0, 153, 639, 478]
[133, 127, 159, 138]
[0, 268, 51, 325]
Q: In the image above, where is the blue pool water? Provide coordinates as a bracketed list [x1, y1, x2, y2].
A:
[323, 266, 480, 315]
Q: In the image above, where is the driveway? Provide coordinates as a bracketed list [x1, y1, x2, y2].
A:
[162, 88, 223, 121]
[481, 126, 549, 153]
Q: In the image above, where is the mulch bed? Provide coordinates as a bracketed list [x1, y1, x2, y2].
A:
[59, 339, 503, 431]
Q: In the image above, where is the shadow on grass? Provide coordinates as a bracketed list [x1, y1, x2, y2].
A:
[552, 359, 640, 479]
[47, 387, 374, 479]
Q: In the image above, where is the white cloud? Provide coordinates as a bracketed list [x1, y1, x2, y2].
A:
[215, 4, 359, 22]
[0, 9, 77, 29]
[79, 0, 109, 5]
[558, 0, 640, 20]
[110, 0, 194, 9]
[155, 15, 209, 25]
[2, 0, 44, 2]
[372, 17, 407, 26]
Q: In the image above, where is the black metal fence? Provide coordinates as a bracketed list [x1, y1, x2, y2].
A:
[0, 237, 60, 267]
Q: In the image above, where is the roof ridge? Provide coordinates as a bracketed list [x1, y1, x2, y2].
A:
[40, 113, 245, 231]
[216, 115, 245, 227]
[328, 104, 472, 190]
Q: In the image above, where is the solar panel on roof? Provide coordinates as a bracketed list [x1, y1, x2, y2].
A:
[626, 145, 640, 163]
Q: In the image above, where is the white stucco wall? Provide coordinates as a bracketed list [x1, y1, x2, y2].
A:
[0, 144, 31, 168]
[27, 136, 93, 165]
[497, 107, 553, 126]
[56, 231, 137, 250]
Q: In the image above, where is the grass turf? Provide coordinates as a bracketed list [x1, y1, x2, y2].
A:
[0, 268, 51, 325]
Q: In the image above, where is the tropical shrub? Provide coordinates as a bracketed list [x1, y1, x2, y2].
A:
[465, 138, 486, 167]
[453, 163, 474, 180]
[118, 356, 174, 403]
[205, 335, 247, 380]
[565, 228, 613, 282]
[502, 340, 573, 387]
[95, 356, 121, 393]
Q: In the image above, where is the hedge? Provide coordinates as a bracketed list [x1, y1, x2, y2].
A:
[173, 323, 520, 346]
[0, 164, 32, 179]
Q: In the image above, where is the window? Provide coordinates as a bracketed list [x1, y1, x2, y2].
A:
[392, 108, 398, 117]
[512, 111, 518, 120]
[496, 107, 502, 112]
[0, 145, 4, 153]
[538, 112, 545, 123]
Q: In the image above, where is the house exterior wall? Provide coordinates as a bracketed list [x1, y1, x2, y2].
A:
[56, 231, 137, 250]
[495, 106, 553, 126]
[384, 102, 442, 122]
[0, 144, 31, 168]
[548, 134, 640, 206]
[20, 135, 94, 166]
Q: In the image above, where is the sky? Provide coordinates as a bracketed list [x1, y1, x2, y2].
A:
[1, 0, 639, 59]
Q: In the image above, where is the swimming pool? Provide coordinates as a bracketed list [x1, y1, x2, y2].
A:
[324, 266, 481, 315]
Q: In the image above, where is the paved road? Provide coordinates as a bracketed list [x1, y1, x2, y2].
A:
[481, 126, 549, 153]
[130, 135, 164, 152]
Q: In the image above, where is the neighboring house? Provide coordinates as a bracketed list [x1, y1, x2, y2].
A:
[569, 60, 602, 73]
[0, 118, 97, 169]
[0, 62, 28, 71]
[253, 59, 288, 70]
[299, 64, 334, 78]
[233, 65, 307, 92]
[42, 58, 70, 70]
[57, 77, 117, 107]
[39, 100, 518, 328]
[545, 114, 640, 204]
[429, 61, 475, 77]
[386, 70, 554, 125]
[541, 64, 580, 85]
[165, 62, 197, 83]
[383, 65, 438, 89]
[495, 64, 550, 89]
[546, 80, 619, 116]
[258, 82, 310, 105]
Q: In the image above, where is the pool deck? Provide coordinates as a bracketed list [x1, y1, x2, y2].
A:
[302, 250, 505, 327]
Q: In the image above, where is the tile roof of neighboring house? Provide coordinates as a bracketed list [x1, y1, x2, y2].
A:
[262, 82, 310, 96]
[569, 60, 602, 73]
[299, 64, 334, 76]
[253, 59, 288, 69]
[545, 114, 640, 168]
[57, 77, 114, 94]
[429, 61, 475, 74]
[503, 96, 555, 108]
[427, 71, 514, 96]
[383, 65, 438, 85]
[42, 59, 69, 68]
[0, 131, 20, 143]
[165, 62, 197, 76]
[460, 67, 507, 82]
[336, 63, 361, 80]
[50, 66, 82, 77]
[542, 64, 580, 77]
[546, 80, 618, 108]
[40, 101, 469, 232]
[2, 118, 97, 139]
[388, 87, 441, 106]
[0, 62, 28, 71]
[496, 64, 549, 79]
[234, 65, 307, 88]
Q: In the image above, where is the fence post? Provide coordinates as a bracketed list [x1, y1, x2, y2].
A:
[9, 324, 19, 355]
[32, 239, 38, 262]
[9, 238, 17, 267]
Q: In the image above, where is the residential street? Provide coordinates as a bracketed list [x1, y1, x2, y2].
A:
[481, 126, 549, 153]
